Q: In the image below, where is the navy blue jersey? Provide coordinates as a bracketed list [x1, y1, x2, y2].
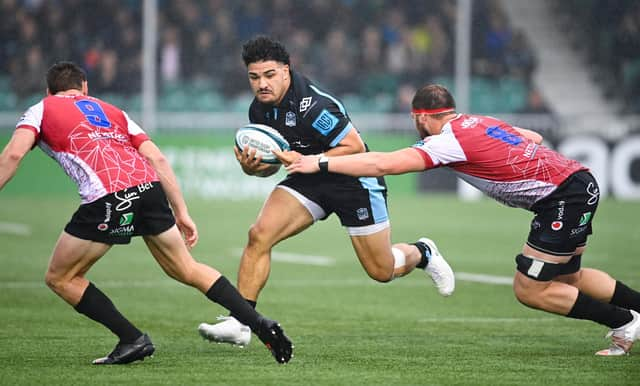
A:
[248, 70, 357, 155]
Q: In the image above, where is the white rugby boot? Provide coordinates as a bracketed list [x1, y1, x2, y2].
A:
[198, 316, 252, 347]
[418, 237, 455, 296]
[595, 310, 640, 356]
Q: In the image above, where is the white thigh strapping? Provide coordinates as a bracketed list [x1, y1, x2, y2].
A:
[276, 185, 326, 222]
[391, 247, 406, 269]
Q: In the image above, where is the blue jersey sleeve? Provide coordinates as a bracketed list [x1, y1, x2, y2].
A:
[302, 85, 353, 148]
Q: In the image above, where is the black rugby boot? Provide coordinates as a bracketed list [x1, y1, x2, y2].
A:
[93, 333, 155, 365]
[256, 318, 293, 364]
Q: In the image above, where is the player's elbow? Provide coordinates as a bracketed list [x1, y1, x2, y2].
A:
[147, 152, 170, 169]
[2, 150, 25, 164]
[374, 156, 399, 176]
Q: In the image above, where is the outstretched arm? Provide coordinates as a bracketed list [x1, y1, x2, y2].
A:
[138, 140, 198, 248]
[282, 147, 426, 177]
[0, 129, 36, 190]
[274, 126, 366, 167]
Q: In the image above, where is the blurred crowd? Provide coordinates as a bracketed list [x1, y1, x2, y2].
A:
[1, 0, 539, 113]
[552, 0, 640, 113]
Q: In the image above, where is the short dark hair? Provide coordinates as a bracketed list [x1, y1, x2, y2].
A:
[412, 84, 456, 115]
[46, 61, 86, 94]
[241, 36, 290, 66]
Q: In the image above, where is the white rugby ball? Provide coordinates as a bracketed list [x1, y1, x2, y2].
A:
[235, 123, 290, 164]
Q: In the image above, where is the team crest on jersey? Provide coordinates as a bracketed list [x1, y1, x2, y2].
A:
[300, 97, 312, 112]
[285, 111, 296, 127]
[460, 117, 479, 128]
[356, 208, 369, 220]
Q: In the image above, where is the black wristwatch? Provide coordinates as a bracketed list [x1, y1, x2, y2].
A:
[318, 155, 329, 173]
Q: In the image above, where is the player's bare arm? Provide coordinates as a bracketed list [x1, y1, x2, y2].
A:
[0, 128, 36, 189]
[514, 127, 543, 144]
[138, 140, 198, 248]
[274, 127, 365, 167]
[285, 147, 426, 176]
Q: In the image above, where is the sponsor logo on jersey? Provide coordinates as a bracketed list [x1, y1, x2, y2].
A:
[578, 212, 592, 226]
[356, 208, 369, 220]
[110, 225, 135, 236]
[285, 111, 296, 127]
[312, 109, 339, 135]
[570, 226, 587, 236]
[114, 189, 140, 211]
[556, 200, 565, 221]
[299, 97, 312, 112]
[137, 182, 154, 193]
[586, 182, 599, 205]
[523, 143, 538, 159]
[97, 223, 109, 231]
[88, 131, 127, 142]
[119, 212, 134, 226]
[551, 221, 563, 231]
[103, 202, 112, 223]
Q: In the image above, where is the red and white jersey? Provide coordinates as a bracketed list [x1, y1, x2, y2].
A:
[412, 114, 587, 209]
[16, 94, 157, 203]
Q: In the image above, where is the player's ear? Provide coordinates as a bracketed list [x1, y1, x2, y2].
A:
[283, 65, 289, 80]
[46, 88, 51, 96]
[82, 81, 89, 95]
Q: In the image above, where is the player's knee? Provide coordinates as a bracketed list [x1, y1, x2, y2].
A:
[364, 264, 394, 283]
[246, 223, 275, 250]
[44, 270, 65, 293]
[513, 279, 535, 307]
[166, 261, 198, 285]
[512, 270, 550, 309]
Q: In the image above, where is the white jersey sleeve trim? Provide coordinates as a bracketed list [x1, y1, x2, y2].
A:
[123, 111, 145, 135]
[16, 101, 44, 133]
[416, 129, 467, 166]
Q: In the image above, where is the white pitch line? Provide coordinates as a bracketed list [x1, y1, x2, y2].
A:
[418, 317, 557, 323]
[0, 275, 511, 289]
[232, 248, 336, 266]
[0, 221, 31, 236]
[456, 272, 513, 286]
[231, 248, 511, 283]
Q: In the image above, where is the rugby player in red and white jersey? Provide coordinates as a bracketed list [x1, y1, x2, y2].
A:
[0, 61, 292, 365]
[282, 84, 640, 356]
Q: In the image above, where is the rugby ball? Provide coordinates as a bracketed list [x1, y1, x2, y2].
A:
[235, 123, 290, 164]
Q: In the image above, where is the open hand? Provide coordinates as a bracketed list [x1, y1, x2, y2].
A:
[283, 154, 321, 174]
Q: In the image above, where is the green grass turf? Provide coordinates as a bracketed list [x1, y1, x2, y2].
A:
[1, 194, 639, 385]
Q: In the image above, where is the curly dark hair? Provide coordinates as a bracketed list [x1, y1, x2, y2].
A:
[46, 61, 86, 94]
[241, 35, 290, 66]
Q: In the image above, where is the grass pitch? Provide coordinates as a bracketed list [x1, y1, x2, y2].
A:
[1, 194, 639, 385]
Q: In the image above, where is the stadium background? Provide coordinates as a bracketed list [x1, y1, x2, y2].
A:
[1, 0, 639, 200]
[1, 1, 640, 385]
